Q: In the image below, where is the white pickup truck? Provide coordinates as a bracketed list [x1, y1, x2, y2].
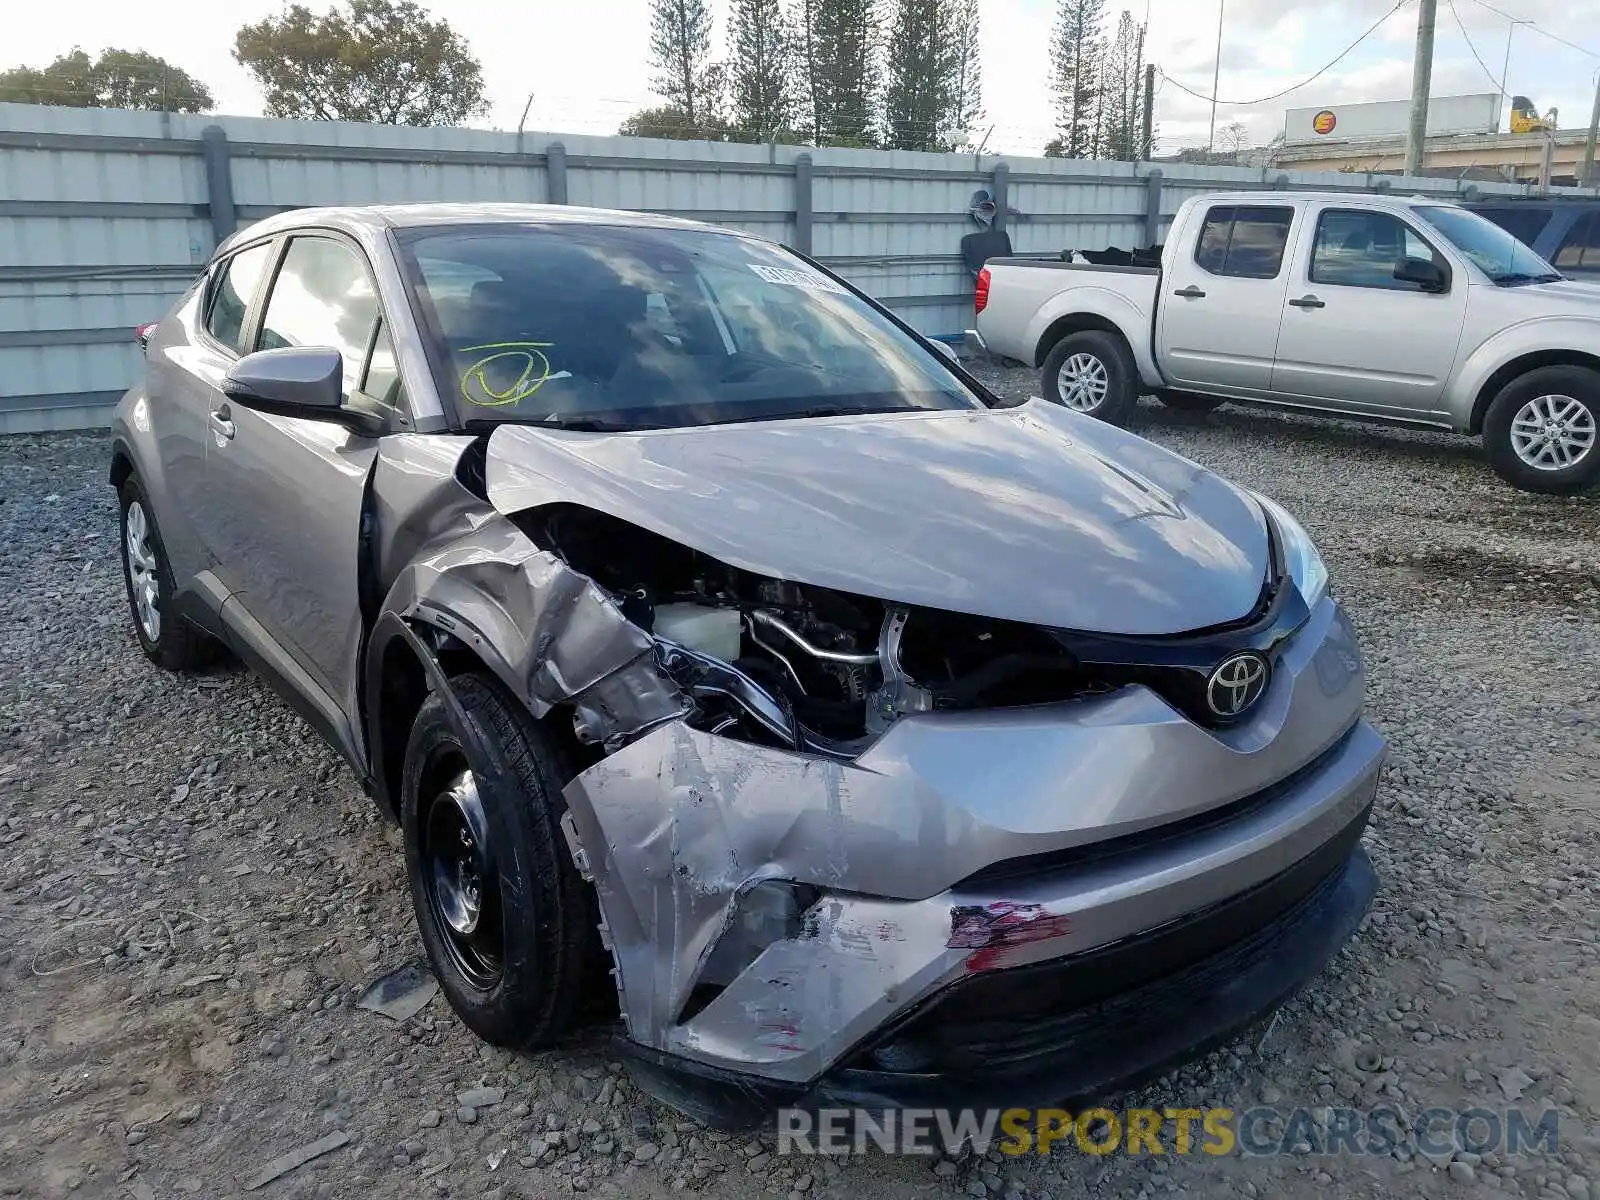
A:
[973, 190, 1600, 494]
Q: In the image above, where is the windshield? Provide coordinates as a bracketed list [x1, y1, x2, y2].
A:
[396, 223, 983, 429]
[1413, 205, 1560, 284]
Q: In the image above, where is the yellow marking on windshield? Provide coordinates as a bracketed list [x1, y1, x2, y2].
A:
[460, 341, 555, 407]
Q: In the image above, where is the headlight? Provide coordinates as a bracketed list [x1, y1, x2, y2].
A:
[1253, 491, 1329, 608]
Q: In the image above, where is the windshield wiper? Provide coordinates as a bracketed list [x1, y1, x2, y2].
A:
[465, 415, 643, 432]
[1492, 272, 1563, 286]
[708, 404, 912, 426]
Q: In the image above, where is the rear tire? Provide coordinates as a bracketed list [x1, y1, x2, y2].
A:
[402, 672, 604, 1048]
[117, 477, 211, 671]
[1041, 330, 1138, 425]
[1156, 391, 1225, 414]
[1483, 366, 1600, 495]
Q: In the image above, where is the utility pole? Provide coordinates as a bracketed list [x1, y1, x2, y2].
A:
[1142, 63, 1156, 160]
[1583, 73, 1600, 187]
[1207, 0, 1225, 155]
[1404, 0, 1437, 177]
[1497, 18, 1531, 131]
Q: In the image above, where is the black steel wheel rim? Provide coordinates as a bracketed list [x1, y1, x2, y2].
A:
[421, 764, 504, 991]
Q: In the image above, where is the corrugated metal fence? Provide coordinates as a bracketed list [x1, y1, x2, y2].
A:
[0, 101, 1551, 433]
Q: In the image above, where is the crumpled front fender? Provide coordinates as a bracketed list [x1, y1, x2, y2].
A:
[378, 513, 685, 734]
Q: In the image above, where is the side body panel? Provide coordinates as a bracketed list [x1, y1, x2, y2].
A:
[128, 282, 217, 588]
[1268, 202, 1469, 421]
[1444, 309, 1600, 431]
[1156, 200, 1301, 397]
[205, 408, 382, 751]
[976, 262, 1161, 386]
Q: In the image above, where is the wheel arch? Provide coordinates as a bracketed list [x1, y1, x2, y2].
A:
[1033, 311, 1133, 368]
[109, 439, 136, 490]
[363, 611, 598, 823]
[365, 612, 523, 822]
[1466, 349, 1600, 435]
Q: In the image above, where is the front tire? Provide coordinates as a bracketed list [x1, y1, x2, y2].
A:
[402, 672, 602, 1048]
[117, 477, 210, 671]
[1483, 366, 1600, 495]
[1041, 330, 1138, 425]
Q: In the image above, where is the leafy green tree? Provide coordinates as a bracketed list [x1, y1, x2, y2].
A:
[727, 0, 797, 139]
[649, 0, 719, 130]
[1049, 0, 1106, 157]
[618, 104, 735, 140]
[233, 0, 486, 125]
[0, 48, 213, 111]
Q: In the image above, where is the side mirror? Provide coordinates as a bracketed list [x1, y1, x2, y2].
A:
[930, 339, 960, 364]
[222, 346, 384, 435]
[1394, 256, 1448, 293]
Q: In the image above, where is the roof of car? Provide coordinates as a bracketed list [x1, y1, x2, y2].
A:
[234, 202, 734, 243]
[1187, 190, 1462, 208]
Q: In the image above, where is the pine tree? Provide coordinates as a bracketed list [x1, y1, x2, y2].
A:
[728, 0, 796, 138]
[1097, 11, 1147, 161]
[649, 0, 717, 130]
[1049, 0, 1106, 158]
[798, 0, 879, 145]
[948, 0, 983, 144]
[884, 0, 954, 150]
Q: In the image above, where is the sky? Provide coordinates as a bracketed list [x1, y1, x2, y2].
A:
[5, 0, 1600, 156]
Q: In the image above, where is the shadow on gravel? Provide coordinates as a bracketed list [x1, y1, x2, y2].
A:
[1129, 401, 1486, 470]
[1370, 544, 1600, 609]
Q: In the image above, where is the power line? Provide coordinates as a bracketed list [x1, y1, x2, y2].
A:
[1460, 0, 1600, 59]
[1157, 0, 1411, 107]
[1445, 0, 1513, 96]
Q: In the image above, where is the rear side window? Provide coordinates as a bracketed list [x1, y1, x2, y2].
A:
[1555, 214, 1600, 272]
[1193, 205, 1294, 279]
[204, 243, 273, 354]
[1474, 206, 1553, 247]
[257, 236, 381, 400]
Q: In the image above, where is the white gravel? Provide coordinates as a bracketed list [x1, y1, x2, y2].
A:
[1, 377, 1597, 1199]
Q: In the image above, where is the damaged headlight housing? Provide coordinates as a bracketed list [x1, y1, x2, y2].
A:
[1253, 491, 1329, 609]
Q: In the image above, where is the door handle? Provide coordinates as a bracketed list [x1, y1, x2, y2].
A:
[209, 410, 236, 441]
[1173, 285, 1207, 299]
[1288, 295, 1326, 309]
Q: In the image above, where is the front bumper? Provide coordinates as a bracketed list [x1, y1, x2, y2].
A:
[623, 835, 1375, 1127]
[562, 598, 1384, 1121]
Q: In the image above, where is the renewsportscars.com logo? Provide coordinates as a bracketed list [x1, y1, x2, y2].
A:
[776, 1105, 1562, 1158]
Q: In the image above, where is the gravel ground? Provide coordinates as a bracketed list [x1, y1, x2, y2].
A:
[2, 368, 1598, 1200]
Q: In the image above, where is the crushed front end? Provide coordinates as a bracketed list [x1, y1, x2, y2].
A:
[515, 499, 1383, 1128]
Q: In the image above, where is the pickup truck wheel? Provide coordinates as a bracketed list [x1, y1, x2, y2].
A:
[1484, 367, 1600, 495]
[401, 672, 604, 1048]
[1157, 391, 1225, 414]
[1042, 331, 1137, 425]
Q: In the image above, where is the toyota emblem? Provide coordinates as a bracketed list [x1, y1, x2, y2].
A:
[1206, 652, 1270, 717]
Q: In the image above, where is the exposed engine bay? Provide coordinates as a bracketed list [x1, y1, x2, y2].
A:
[517, 505, 1096, 758]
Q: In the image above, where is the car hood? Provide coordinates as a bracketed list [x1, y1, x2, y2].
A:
[483, 400, 1269, 636]
[1522, 278, 1600, 303]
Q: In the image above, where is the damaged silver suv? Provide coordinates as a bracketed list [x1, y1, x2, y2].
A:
[111, 203, 1384, 1126]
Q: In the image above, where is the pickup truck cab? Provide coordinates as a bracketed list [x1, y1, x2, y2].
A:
[974, 190, 1600, 494]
